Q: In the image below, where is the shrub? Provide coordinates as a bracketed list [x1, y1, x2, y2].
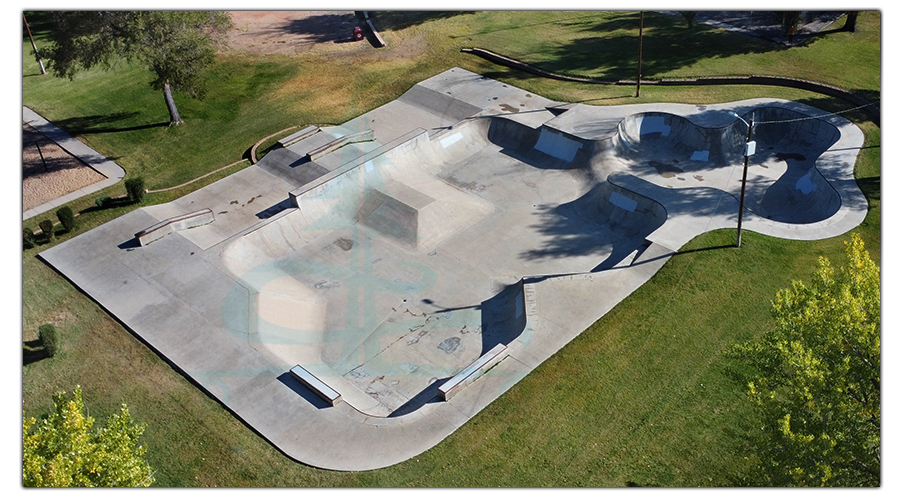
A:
[57, 206, 76, 233]
[38, 219, 55, 241]
[96, 195, 112, 208]
[23, 227, 37, 248]
[125, 177, 145, 204]
[38, 324, 59, 357]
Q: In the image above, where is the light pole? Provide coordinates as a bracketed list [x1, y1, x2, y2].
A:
[729, 111, 755, 248]
[636, 11, 644, 98]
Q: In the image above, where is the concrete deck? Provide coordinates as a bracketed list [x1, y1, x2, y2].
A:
[38, 68, 866, 471]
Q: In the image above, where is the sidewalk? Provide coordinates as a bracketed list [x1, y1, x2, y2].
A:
[23, 106, 126, 221]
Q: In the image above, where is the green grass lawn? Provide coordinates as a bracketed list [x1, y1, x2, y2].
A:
[21, 10, 880, 486]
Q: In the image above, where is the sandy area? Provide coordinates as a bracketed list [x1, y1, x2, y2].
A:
[225, 11, 361, 54]
[22, 123, 106, 212]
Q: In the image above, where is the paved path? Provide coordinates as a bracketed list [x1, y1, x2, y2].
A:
[23, 106, 126, 221]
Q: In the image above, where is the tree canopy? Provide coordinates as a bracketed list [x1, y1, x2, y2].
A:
[43, 11, 232, 126]
[23, 386, 154, 487]
[732, 233, 880, 486]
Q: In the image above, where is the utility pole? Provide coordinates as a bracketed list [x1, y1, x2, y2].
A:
[636, 11, 644, 98]
[23, 14, 47, 75]
[732, 112, 755, 248]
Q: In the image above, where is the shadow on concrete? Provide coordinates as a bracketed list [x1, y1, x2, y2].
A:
[519, 179, 670, 265]
[480, 283, 526, 357]
[118, 237, 141, 250]
[275, 372, 332, 410]
[255, 198, 294, 219]
[387, 377, 448, 417]
[421, 298, 481, 315]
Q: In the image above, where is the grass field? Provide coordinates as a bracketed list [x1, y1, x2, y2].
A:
[20, 11, 880, 486]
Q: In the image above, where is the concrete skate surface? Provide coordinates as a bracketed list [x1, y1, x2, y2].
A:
[39, 68, 866, 471]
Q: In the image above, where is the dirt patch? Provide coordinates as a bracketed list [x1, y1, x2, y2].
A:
[22, 123, 106, 212]
[224, 11, 362, 55]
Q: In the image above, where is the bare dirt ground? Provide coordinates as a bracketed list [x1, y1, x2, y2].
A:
[225, 11, 361, 55]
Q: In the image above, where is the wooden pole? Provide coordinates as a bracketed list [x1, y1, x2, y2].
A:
[23, 14, 46, 75]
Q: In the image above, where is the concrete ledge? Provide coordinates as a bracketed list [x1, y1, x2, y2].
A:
[278, 126, 320, 147]
[438, 343, 508, 401]
[307, 129, 376, 161]
[290, 364, 342, 406]
[134, 208, 215, 246]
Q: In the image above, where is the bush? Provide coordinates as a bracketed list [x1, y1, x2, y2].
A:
[38, 219, 55, 241]
[23, 227, 37, 248]
[125, 177, 145, 204]
[56, 206, 76, 233]
[38, 324, 59, 357]
[96, 195, 112, 208]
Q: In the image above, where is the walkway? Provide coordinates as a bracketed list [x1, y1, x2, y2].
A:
[23, 106, 126, 221]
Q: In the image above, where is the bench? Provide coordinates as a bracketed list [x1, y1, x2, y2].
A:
[289, 364, 342, 407]
[438, 343, 508, 401]
[278, 126, 320, 147]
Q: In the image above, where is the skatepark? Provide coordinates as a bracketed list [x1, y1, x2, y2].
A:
[39, 67, 866, 471]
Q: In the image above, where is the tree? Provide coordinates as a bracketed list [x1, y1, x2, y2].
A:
[43, 11, 232, 126]
[38, 324, 59, 358]
[38, 219, 55, 241]
[680, 11, 697, 30]
[56, 205, 76, 233]
[125, 177, 146, 204]
[23, 227, 37, 249]
[23, 386, 154, 487]
[732, 234, 880, 486]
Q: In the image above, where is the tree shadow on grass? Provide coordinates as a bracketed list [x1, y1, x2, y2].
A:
[23, 340, 50, 365]
[856, 176, 880, 203]
[78, 196, 135, 216]
[53, 113, 168, 135]
[371, 11, 473, 32]
[54, 112, 169, 135]
[537, 12, 783, 82]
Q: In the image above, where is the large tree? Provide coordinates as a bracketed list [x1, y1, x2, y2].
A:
[733, 234, 880, 486]
[43, 11, 232, 126]
[23, 386, 154, 487]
